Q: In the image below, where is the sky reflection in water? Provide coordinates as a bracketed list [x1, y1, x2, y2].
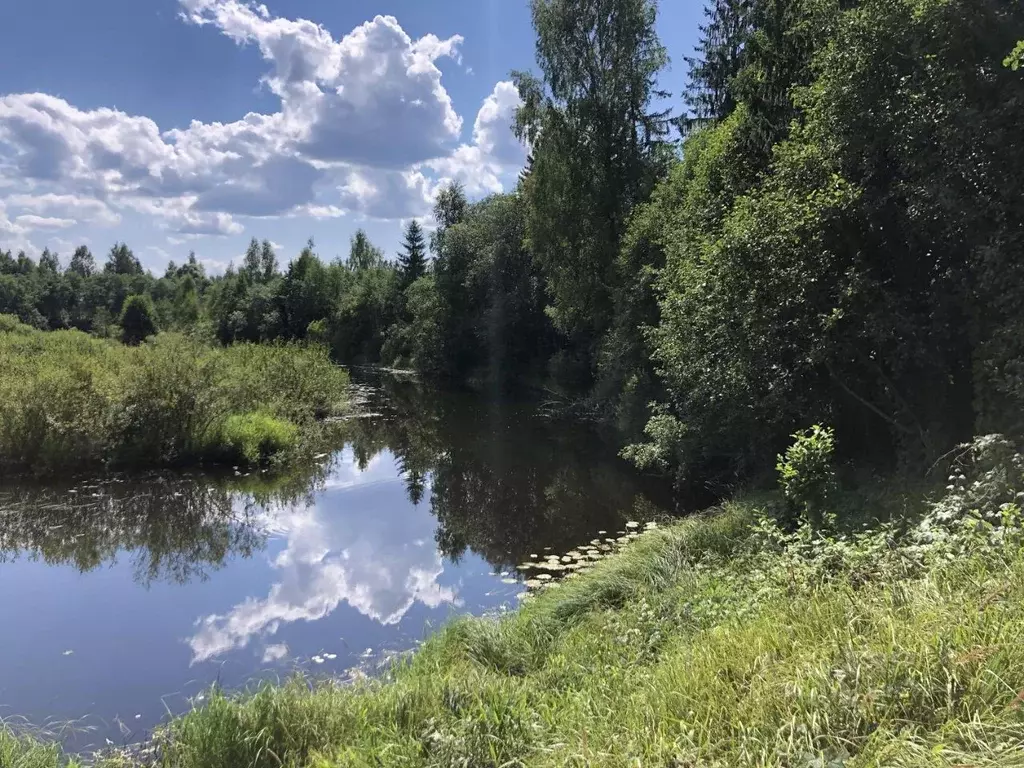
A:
[0, 374, 667, 748]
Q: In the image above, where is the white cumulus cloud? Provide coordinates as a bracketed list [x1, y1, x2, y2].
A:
[0, 1, 527, 257]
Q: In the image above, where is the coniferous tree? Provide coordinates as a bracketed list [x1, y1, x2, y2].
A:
[398, 220, 427, 287]
[683, 0, 754, 125]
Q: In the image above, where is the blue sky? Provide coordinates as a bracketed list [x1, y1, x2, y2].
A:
[0, 0, 701, 273]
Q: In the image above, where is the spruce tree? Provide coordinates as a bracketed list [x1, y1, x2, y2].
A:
[398, 219, 427, 287]
[684, 0, 754, 126]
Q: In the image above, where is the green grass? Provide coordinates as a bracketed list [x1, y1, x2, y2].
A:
[8, 442, 1024, 767]
[218, 412, 300, 464]
[0, 316, 348, 474]
[0, 725, 83, 768]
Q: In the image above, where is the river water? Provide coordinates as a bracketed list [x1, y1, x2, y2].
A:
[0, 371, 669, 750]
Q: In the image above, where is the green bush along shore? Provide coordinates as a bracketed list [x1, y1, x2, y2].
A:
[0, 316, 348, 475]
[4, 435, 1024, 766]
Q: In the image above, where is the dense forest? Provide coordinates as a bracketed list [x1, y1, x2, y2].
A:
[3, 0, 1023, 494]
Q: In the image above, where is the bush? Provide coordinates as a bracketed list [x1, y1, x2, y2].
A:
[218, 412, 299, 464]
[0, 313, 33, 335]
[119, 294, 159, 345]
[776, 425, 837, 528]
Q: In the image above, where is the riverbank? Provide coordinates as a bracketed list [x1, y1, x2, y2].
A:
[4, 435, 1024, 767]
[0, 317, 348, 475]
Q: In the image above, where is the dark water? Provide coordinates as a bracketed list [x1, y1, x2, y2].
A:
[0, 371, 668, 750]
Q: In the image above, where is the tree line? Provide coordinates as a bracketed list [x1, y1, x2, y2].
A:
[3, 0, 1023, 492]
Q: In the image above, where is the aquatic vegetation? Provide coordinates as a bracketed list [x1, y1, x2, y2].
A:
[217, 412, 299, 464]
[0, 323, 348, 474]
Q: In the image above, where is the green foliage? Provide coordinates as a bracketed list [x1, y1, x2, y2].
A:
[119, 293, 158, 345]
[776, 425, 836, 527]
[306, 318, 329, 345]
[1006, 40, 1024, 70]
[514, 0, 671, 384]
[633, 0, 1024, 489]
[397, 218, 427, 288]
[217, 412, 298, 464]
[0, 313, 33, 335]
[104, 242, 142, 275]
[0, 328, 348, 474]
[329, 237, 400, 363]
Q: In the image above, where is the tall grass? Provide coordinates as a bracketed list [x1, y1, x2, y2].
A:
[0, 317, 348, 475]
[0, 725, 82, 768]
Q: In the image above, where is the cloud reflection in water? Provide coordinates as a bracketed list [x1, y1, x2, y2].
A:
[188, 449, 459, 664]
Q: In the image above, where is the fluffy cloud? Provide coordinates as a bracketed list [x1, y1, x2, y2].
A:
[0, 1, 526, 254]
[426, 81, 526, 196]
[335, 168, 435, 220]
[0, 203, 33, 254]
[179, 3, 463, 167]
[473, 81, 526, 166]
[14, 214, 75, 229]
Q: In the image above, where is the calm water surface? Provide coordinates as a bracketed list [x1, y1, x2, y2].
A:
[0, 372, 668, 749]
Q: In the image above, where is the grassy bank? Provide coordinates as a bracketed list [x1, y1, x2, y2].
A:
[7, 438, 1024, 766]
[0, 316, 348, 475]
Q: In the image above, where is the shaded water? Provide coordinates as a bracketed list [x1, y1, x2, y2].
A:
[0, 371, 669, 750]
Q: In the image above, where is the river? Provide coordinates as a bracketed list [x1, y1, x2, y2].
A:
[0, 370, 669, 750]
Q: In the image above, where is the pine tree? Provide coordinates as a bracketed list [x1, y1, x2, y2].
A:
[398, 219, 427, 287]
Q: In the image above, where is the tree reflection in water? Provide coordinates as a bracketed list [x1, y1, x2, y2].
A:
[0, 373, 669, 588]
[343, 371, 670, 571]
[0, 459, 338, 587]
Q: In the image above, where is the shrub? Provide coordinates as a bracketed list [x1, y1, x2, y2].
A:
[120, 293, 159, 345]
[776, 425, 836, 528]
[0, 313, 33, 335]
[218, 412, 299, 464]
[306, 318, 329, 346]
